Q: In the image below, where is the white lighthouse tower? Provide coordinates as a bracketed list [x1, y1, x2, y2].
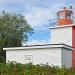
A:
[50, 6, 75, 67]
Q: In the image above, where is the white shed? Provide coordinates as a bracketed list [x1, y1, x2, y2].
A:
[3, 44, 72, 68]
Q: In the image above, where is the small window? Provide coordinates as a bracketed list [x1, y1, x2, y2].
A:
[59, 16, 64, 19]
[25, 55, 33, 64]
[66, 12, 71, 19]
[57, 11, 65, 19]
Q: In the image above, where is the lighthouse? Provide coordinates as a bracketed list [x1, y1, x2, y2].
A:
[50, 6, 75, 67]
[3, 6, 74, 68]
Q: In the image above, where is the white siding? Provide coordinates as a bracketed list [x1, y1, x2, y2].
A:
[61, 48, 72, 68]
[6, 48, 61, 66]
[50, 27, 72, 46]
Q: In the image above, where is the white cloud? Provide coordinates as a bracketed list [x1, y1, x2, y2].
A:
[24, 7, 55, 28]
[0, 0, 6, 3]
[0, 0, 74, 28]
[23, 1, 67, 28]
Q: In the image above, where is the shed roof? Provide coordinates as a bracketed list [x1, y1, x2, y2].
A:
[3, 43, 73, 50]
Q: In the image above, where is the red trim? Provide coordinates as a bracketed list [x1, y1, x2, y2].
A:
[72, 26, 75, 67]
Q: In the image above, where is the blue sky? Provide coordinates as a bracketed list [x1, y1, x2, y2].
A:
[0, 0, 75, 45]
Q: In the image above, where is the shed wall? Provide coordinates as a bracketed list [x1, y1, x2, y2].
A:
[61, 48, 72, 68]
[6, 48, 61, 66]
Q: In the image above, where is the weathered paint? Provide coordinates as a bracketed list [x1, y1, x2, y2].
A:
[58, 19, 72, 25]
[57, 7, 73, 25]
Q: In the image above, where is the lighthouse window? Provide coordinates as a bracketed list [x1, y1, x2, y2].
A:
[58, 15, 64, 19]
[60, 16, 64, 19]
[66, 12, 71, 19]
[57, 11, 65, 19]
[57, 13, 65, 19]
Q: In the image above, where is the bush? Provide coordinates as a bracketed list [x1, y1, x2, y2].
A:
[0, 62, 75, 75]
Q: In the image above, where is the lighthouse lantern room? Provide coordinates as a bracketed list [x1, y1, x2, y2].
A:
[57, 6, 73, 25]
